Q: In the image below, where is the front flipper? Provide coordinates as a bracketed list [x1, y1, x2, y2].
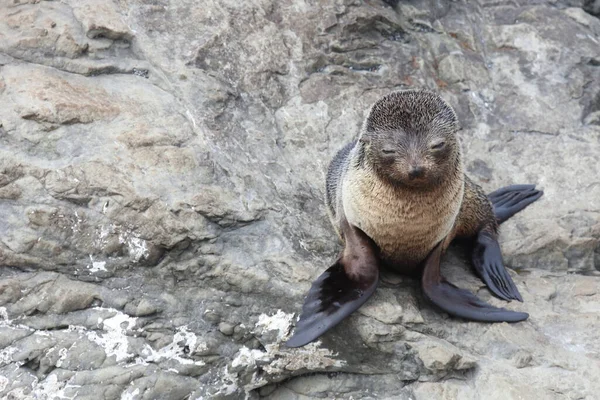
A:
[285, 220, 379, 348]
[488, 184, 543, 224]
[422, 242, 528, 322]
[472, 231, 522, 301]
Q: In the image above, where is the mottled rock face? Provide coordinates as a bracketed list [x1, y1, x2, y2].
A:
[0, 0, 599, 399]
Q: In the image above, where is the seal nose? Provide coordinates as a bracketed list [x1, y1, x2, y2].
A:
[408, 165, 425, 180]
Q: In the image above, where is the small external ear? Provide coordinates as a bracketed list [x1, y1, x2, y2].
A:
[359, 129, 374, 144]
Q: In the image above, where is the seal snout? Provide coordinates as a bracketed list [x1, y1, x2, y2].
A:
[408, 165, 425, 180]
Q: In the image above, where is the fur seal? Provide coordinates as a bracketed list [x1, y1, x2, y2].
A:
[286, 89, 543, 347]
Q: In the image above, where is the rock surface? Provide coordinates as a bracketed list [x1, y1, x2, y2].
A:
[0, 0, 599, 399]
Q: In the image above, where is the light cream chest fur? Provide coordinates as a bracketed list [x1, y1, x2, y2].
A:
[342, 167, 464, 268]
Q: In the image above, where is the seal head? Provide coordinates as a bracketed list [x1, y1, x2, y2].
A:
[359, 90, 460, 189]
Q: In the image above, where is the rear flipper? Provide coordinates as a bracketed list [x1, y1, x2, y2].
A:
[422, 241, 528, 323]
[488, 184, 543, 224]
[285, 220, 379, 348]
[472, 231, 522, 302]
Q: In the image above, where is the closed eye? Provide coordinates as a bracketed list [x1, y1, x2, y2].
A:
[430, 141, 445, 150]
[382, 149, 395, 154]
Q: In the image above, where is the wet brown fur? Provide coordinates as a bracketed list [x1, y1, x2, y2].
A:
[325, 90, 498, 272]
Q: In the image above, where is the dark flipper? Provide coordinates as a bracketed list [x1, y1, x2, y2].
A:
[285, 219, 379, 348]
[472, 231, 522, 301]
[422, 242, 529, 322]
[488, 184, 543, 224]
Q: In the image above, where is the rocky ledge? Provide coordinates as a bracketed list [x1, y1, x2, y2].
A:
[0, 0, 599, 399]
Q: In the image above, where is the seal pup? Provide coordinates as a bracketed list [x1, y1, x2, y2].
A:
[286, 90, 543, 347]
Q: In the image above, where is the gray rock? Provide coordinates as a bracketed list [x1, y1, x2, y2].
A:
[0, 0, 599, 399]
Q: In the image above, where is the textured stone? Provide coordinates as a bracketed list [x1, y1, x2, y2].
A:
[69, 0, 133, 41]
[0, 0, 599, 399]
